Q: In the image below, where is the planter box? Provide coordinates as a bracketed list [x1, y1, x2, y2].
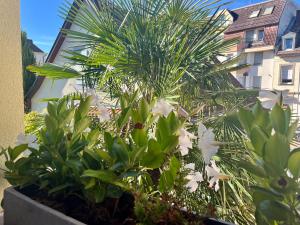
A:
[3, 187, 234, 225]
[3, 187, 85, 225]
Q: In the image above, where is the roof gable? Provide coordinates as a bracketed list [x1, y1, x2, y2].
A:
[225, 0, 287, 34]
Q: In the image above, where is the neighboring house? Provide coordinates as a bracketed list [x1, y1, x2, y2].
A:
[27, 39, 47, 65]
[224, 0, 300, 116]
[27, 9, 85, 112]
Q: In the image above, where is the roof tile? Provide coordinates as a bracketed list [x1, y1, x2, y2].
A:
[225, 0, 287, 34]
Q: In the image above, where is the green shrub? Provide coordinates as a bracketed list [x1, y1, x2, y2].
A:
[238, 102, 300, 225]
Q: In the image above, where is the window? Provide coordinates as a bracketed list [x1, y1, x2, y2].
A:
[262, 6, 274, 15]
[254, 52, 263, 65]
[258, 30, 264, 41]
[246, 30, 255, 43]
[280, 65, 293, 84]
[284, 38, 294, 50]
[249, 10, 260, 18]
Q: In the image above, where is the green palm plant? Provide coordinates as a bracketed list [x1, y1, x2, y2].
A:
[29, 0, 243, 98]
[26, 0, 259, 223]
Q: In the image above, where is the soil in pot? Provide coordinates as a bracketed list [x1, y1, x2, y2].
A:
[17, 185, 213, 225]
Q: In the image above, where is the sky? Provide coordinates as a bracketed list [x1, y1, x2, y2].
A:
[21, 0, 300, 53]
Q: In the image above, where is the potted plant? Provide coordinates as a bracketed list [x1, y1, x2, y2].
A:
[1, 93, 234, 225]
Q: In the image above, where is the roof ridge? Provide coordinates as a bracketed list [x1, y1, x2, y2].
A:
[231, 0, 279, 11]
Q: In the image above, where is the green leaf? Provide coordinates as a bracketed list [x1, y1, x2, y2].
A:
[287, 120, 298, 142]
[251, 186, 283, 206]
[97, 150, 112, 163]
[270, 104, 286, 134]
[238, 160, 267, 178]
[252, 102, 271, 133]
[250, 126, 268, 156]
[141, 139, 164, 169]
[238, 108, 254, 134]
[104, 132, 113, 151]
[9, 144, 28, 161]
[264, 133, 289, 174]
[117, 107, 131, 129]
[110, 139, 129, 164]
[27, 63, 81, 79]
[132, 129, 147, 147]
[74, 118, 90, 134]
[47, 102, 57, 117]
[258, 200, 292, 221]
[167, 112, 180, 134]
[288, 148, 300, 178]
[75, 96, 92, 121]
[139, 98, 149, 123]
[83, 170, 118, 183]
[159, 170, 174, 193]
[169, 156, 180, 178]
[92, 185, 106, 203]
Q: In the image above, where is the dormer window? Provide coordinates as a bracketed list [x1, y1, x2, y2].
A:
[284, 38, 293, 50]
[282, 33, 296, 51]
[262, 6, 274, 15]
[249, 9, 260, 18]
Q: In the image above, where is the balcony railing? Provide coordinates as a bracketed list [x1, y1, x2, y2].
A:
[243, 39, 265, 48]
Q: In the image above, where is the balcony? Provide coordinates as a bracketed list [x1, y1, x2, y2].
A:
[241, 39, 274, 53]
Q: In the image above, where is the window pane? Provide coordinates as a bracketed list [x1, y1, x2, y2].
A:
[281, 65, 293, 84]
[254, 52, 263, 65]
[249, 10, 260, 18]
[262, 6, 274, 15]
[258, 30, 264, 41]
[285, 38, 293, 49]
[246, 30, 255, 42]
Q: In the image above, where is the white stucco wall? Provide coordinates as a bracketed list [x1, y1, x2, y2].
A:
[31, 21, 85, 112]
[33, 52, 47, 65]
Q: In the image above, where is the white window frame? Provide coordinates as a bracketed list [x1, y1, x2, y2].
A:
[279, 64, 294, 85]
[245, 29, 264, 43]
[282, 32, 296, 51]
[249, 10, 260, 18]
[262, 6, 274, 15]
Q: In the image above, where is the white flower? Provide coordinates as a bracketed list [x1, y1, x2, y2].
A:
[258, 90, 297, 109]
[86, 88, 101, 108]
[98, 106, 110, 122]
[198, 123, 219, 164]
[15, 134, 39, 149]
[184, 163, 203, 192]
[86, 89, 111, 122]
[84, 128, 91, 133]
[152, 99, 174, 117]
[184, 163, 195, 170]
[178, 128, 196, 156]
[205, 161, 229, 192]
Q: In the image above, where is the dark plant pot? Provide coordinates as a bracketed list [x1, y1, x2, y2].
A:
[3, 187, 234, 225]
[3, 187, 84, 225]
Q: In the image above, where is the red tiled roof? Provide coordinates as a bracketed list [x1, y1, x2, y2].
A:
[264, 25, 278, 45]
[225, 0, 287, 34]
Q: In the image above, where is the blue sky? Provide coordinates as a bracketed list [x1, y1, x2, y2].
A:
[20, 0, 299, 53]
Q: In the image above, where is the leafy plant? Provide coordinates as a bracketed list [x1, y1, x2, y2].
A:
[238, 101, 300, 225]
